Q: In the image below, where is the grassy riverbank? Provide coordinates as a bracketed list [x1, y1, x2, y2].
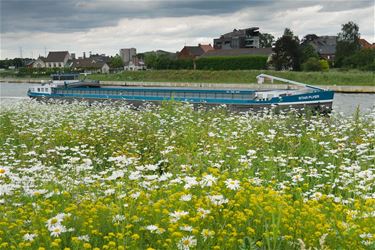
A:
[1, 69, 374, 86]
[0, 100, 374, 249]
[89, 70, 375, 86]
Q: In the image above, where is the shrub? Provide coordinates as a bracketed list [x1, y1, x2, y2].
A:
[319, 59, 329, 72]
[196, 56, 268, 70]
[342, 48, 375, 70]
[302, 57, 321, 71]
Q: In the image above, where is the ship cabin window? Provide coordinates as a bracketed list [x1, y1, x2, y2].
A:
[37, 88, 40, 92]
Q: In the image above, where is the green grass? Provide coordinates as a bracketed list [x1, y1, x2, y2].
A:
[90, 70, 374, 86]
[1, 69, 374, 86]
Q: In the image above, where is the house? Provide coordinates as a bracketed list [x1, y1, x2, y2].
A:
[359, 38, 375, 49]
[200, 48, 273, 61]
[178, 44, 214, 59]
[304, 36, 337, 61]
[45, 51, 70, 68]
[26, 60, 35, 68]
[124, 56, 146, 71]
[214, 27, 260, 49]
[32, 56, 46, 68]
[71, 58, 110, 73]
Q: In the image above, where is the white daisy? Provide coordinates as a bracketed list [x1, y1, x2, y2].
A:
[180, 194, 192, 201]
[177, 236, 197, 250]
[224, 178, 240, 190]
[23, 233, 37, 241]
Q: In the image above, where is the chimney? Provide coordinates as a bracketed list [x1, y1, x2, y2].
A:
[83, 52, 86, 59]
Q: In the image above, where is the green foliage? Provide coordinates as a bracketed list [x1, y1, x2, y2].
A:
[302, 57, 322, 71]
[342, 48, 375, 70]
[144, 54, 267, 70]
[0, 101, 374, 249]
[89, 70, 375, 86]
[0, 67, 81, 78]
[319, 59, 329, 72]
[144, 52, 193, 70]
[0, 58, 31, 69]
[335, 21, 361, 67]
[109, 55, 124, 68]
[301, 34, 319, 44]
[196, 56, 268, 70]
[300, 44, 319, 64]
[272, 28, 301, 71]
[259, 33, 275, 48]
[302, 58, 330, 72]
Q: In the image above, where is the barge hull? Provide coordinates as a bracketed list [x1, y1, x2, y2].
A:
[30, 96, 333, 113]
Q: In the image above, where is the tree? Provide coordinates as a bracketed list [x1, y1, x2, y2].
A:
[300, 44, 319, 63]
[109, 55, 123, 68]
[144, 52, 158, 69]
[335, 21, 361, 67]
[271, 28, 301, 71]
[342, 48, 375, 70]
[259, 33, 274, 48]
[283, 28, 294, 37]
[301, 34, 319, 44]
[302, 57, 321, 71]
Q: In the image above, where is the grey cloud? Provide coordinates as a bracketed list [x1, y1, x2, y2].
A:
[1, 0, 373, 33]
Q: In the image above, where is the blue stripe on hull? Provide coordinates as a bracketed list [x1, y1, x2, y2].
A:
[28, 90, 334, 106]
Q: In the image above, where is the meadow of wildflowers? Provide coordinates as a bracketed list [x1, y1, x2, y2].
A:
[0, 100, 374, 250]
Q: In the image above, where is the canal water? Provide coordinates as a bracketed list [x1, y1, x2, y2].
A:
[1, 82, 374, 115]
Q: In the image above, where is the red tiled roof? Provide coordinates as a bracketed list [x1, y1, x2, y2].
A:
[359, 38, 375, 49]
[199, 44, 214, 53]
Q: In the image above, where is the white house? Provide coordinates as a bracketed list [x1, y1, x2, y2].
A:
[124, 59, 146, 71]
[44, 51, 70, 68]
[71, 58, 110, 73]
[32, 57, 46, 68]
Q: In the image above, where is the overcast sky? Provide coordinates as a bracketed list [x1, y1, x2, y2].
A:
[0, 0, 374, 59]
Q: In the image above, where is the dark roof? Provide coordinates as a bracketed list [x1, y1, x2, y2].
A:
[308, 36, 337, 55]
[221, 27, 259, 38]
[182, 46, 205, 56]
[71, 58, 107, 69]
[35, 56, 46, 62]
[25, 60, 35, 66]
[200, 48, 272, 57]
[45, 51, 69, 62]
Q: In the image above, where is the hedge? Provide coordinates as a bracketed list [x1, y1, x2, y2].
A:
[196, 55, 268, 70]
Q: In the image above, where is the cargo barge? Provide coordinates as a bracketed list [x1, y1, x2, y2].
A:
[27, 73, 334, 112]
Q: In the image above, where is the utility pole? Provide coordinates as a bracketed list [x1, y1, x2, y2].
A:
[19, 47, 23, 58]
[44, 46, 47, 57]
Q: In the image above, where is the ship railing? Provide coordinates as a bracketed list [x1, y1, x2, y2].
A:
[256, 74, 327, 91]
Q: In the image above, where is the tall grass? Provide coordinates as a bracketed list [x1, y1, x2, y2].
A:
[0, 100, 374, 249]
[90, 70, 375, 86]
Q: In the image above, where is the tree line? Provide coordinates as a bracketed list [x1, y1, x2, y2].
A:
[1, 22, 373, 72]
[271, 21, 374, 71]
